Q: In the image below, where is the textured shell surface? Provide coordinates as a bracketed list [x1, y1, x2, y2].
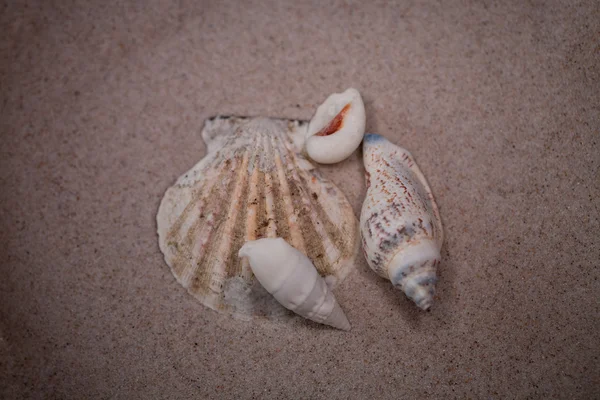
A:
[360, 133, 443, 310]
[239, 238, 351, 331]
[157, 116, 359, 319]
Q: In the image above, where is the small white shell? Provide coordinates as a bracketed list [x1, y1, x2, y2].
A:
[239, 238, 351, 331]
[305, 88, 366, 164]
[360, 134, 444, 310]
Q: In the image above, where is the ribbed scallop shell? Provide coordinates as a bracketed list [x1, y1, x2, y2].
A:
[157, 116, 359, 319]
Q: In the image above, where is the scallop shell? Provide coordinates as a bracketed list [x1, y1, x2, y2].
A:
[157, 116, 359, 319]
[360, 133, 443, 310]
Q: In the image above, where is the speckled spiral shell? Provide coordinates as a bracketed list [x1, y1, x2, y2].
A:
[157, 116, 359, 319]
[360, 134, 443, 310]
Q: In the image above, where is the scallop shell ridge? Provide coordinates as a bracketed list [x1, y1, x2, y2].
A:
[157, 116, 359, 319]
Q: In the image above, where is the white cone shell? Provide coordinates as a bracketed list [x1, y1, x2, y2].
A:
[239, 238, 351, 331]
[157, 116, 359, 319]
[360, 134, 443, 310]
[305, 88, 366, 164]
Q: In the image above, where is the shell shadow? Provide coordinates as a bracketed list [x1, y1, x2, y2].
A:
[361, 92, 380, 135]
[428, 243, 457, 324]
[353, 255, 426, 330]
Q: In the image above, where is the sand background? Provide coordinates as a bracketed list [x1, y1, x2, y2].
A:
[1, 1, 598, 398]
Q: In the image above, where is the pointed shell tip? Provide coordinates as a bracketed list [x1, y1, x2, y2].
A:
[323, 300, 351, 331]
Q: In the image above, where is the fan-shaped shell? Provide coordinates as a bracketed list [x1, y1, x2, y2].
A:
[157, 116, 359, 319]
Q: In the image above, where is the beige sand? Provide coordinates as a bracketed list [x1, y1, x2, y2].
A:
[1, 1, 598, 398]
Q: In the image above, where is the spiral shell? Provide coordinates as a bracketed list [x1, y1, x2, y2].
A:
[360, 134, 443, 310]
[239, 238, 351, 330]
[157, 116, 359, 319]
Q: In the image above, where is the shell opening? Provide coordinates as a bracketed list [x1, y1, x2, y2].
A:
[315, 103, 351, 137]
[305, 88, 366, 164]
